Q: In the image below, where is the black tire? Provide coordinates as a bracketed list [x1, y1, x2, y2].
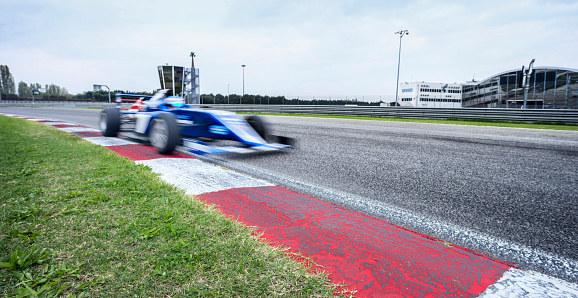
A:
[150, 113, 179, 154]
[244, 115, 268, 140]
[100, 108, 120, 137]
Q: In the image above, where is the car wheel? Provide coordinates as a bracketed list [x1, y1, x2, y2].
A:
[244, 115, 268, 140]
[100, 108, 120, 137]
[150, 113, 179, 154]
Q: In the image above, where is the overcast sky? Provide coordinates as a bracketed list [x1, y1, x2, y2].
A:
[1, 0, 577, 100]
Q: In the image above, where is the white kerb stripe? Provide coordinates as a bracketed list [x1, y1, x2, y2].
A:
[42, 121, 77, 126]
[83, 137, 139, 146]
[479, 268, 578, 297]
[136, 158, 273, 196]
[58, 127, 100, 133]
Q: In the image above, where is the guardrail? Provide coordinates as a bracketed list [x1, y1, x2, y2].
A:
[205, 105, 578, 124]
[1, 101, 577, 124]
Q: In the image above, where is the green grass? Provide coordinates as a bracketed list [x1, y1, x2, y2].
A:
[0, 116, 339, 297]
[239, 112, 578, 131]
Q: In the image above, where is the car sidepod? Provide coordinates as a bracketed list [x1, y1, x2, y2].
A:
[172, 109, 267, 146]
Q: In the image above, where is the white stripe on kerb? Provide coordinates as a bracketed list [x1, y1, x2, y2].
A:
[58, 127, 100, 132]
[83, 137, 139, 146]
[42, 121, 77, 126]
[136, 158, 273, 196]
[480, 268, 578, 297]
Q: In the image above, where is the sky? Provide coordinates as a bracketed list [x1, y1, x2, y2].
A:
[1, 0, 577, 101]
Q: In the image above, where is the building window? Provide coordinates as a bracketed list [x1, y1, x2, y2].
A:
[421, 88, 444, 93]
[402, 88, 413, 93]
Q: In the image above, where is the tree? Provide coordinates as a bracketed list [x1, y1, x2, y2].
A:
[18, 81, 31, 98]
[0, 65, 16, 94]
[45, 84, 61, 95]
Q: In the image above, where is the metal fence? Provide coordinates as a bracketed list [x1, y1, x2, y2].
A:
[205, 105, 578, 124]
[1, 101, 577, 124]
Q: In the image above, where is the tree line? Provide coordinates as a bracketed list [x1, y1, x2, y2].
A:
[200, 93, 380, 106]
[1, 64, 381, 106]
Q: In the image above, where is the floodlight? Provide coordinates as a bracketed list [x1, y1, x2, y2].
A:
[394, 30, 409, 106]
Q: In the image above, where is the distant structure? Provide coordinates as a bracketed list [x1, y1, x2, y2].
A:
[157, 52, 200, 104]
[398, 82, 462, 108]
[396, 66, 578, 109]
[461, 67, 578, 109]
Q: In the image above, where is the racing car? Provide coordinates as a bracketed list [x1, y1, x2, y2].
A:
[99, 90, 293, 154]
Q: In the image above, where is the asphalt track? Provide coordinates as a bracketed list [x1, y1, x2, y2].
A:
[2, 111, 578, 297]
[219, 116, 578, 262]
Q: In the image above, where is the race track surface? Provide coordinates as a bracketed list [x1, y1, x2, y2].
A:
[3, 110, 578, 296]
[2, 107, 577, 266]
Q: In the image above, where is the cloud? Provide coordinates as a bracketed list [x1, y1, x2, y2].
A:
[1, 0, 576, 98]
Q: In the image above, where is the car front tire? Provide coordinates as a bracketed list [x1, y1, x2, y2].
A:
[150, 112, 179, 154]
[100, 108, 120, 137]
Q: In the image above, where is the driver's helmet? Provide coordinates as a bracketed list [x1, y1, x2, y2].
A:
[165, 96, 185, 108]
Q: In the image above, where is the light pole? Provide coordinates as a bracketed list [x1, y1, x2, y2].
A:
[227, 84, 230, 104]
[394, 30, 409, 107]
[93, 84, 111, 104]
[241, 65, 246, 98]
[522, 59, 535, 109]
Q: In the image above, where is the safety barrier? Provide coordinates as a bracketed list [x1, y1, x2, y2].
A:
[1, 101, 577, 124]
[205, 105, 578, 124]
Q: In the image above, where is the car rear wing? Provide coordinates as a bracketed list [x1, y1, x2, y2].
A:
[115, 93, 153, 108]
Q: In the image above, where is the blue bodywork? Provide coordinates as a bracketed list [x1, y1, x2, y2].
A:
[117, 90, 291, 154]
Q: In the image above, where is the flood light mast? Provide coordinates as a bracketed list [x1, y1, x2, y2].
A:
[394, 30, 409, 107]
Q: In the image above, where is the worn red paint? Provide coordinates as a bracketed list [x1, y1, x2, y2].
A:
[106, 144, 194, 161]
[199, 186, 510, 297]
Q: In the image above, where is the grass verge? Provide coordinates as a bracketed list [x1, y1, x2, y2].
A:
[239, 113, 578, 131]
[0, 116, 338, 297]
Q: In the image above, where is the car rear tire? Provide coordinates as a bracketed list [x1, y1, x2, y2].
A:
[100, 108, 120, 137]
[150, 112, 179, 154]
[244, 115, 268, 140]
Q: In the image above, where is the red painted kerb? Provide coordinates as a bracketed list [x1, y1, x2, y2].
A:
[200, 186, 510, 297]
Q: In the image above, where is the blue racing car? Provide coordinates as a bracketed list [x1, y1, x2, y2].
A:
[99, 90, 293, 154]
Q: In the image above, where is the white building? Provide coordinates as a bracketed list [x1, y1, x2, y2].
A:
[398, 82, 463, 108]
